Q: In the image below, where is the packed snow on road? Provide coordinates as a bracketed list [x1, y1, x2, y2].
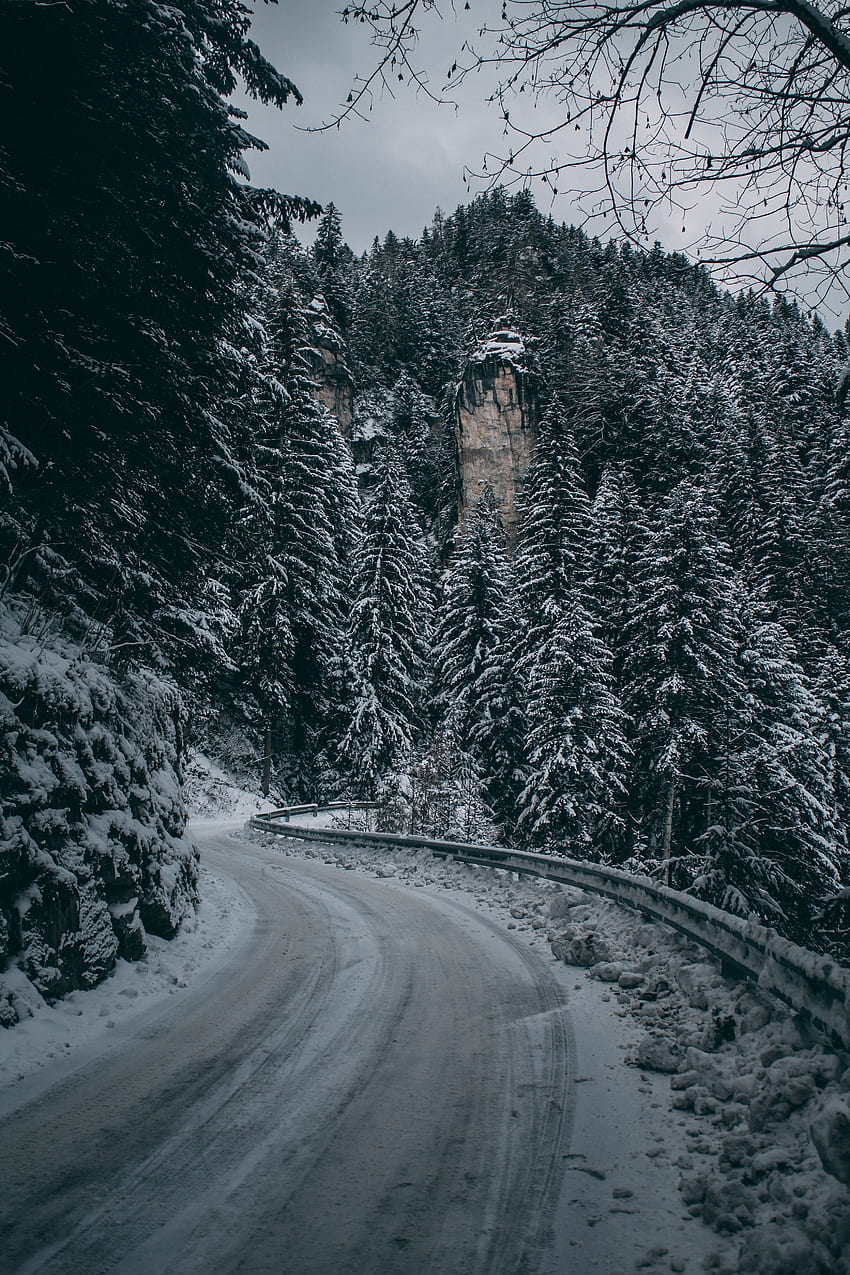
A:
[2, 805, 849, 1274]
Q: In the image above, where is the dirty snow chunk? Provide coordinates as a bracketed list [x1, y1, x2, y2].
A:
[776, 1074, 817, 1110]
[768, 1052, 838, 1090]
[684, 1046, 715, 1073]
[671, 1069, 700, 1091]
[737, 1225, 821, 1275]
[720, 1133, 756, 1168]
[636, 1035, 680, 1073]
[750, 1147, 794, 1175]
[810, 1095, 850, 1185]
[675, 962, 723, 1009]
[547, 892, 576, 920]
[591, 961, 623, 982]
[551, 931, 612, 967]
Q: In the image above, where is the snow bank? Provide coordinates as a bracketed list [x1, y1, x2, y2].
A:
[0, 862, 251, 1102]
[184, 750, 263, 821]
[1, 614, 199, 1023]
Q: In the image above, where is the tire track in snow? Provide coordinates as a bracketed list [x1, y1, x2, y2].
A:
[0, 831, 576, 1275]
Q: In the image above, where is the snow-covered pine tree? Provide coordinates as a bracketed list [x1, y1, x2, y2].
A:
[467, 587, 530, 844]
[621, 483, 741, 878]
[693, 591, 842, 943]
[812, 420, 850, 635]
[312, 202, 353, 334]
[467, 403, 592, 837]
[235, 235, 360, 796]
[586, 461, 648, 687]
[339, 448, 432, 797]
[387, 372, 442, 525]
[813, 647, 850, 954]
[520, 591, 631, 859]
[433, 483, 510, 757]
[513, 403, 592, 678]
[0, 0, 317, 666]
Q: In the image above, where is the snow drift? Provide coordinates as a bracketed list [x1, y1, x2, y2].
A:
[0, 614, 198, 1024]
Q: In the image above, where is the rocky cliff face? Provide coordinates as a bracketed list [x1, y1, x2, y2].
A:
[302, 296, 354, 434]
[455, 325, 538, 542]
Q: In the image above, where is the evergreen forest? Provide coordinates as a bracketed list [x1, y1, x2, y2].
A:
[3, 0, 850, 1016]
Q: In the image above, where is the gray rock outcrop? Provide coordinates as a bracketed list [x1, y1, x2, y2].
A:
[455, 322, 538, 543]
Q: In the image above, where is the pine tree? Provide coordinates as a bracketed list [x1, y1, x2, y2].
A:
[434, 484, 510, 756]
[339, 449, 432, 795]
[621, 483, 741, 877]
[312, 202, 353, 333]
[814, 647, 850, 953]
[513, 404, 591, 677]
[586, 462, 648, 686]
[520, 592, 631, 859]
[812, 421, 850, 634]
[234, 236, 360, 795]
[388, 372, 442, 522]
[0, 0, 318, 669]
[693, 593, 841, 941]
[468, 588, 530, 844]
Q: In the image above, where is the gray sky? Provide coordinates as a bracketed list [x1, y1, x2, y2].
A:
[235, 2, 846, 319]
[235, 3, 720, 270]
[235, 1, 558, 254]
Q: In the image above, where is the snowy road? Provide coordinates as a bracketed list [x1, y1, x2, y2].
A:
[0, 827, 576, 1275]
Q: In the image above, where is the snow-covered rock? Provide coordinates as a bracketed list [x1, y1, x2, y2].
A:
[552, 931, 612, 967]
[810, 1095, 850, 1185]
[1, 616, 198, 1020]
[675, 962, 724, 1009]
[737, 1225, 825, 1275]
[636, 1034, 681, 1073]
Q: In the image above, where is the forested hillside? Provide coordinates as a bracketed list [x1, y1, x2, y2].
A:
[233, 189, 850, 959]
[3, 3, 850, 1019]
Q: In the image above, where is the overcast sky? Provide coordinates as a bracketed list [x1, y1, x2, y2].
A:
[235, 1, 560, 254]
[235, 2, 846, 320]
[234, 4, 791, 279]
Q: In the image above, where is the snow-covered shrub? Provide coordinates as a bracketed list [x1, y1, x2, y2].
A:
[0, 615, 198, 1020]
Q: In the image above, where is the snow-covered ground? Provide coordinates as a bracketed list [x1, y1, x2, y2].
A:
[0, 857, 253, 1111]
[4, 754, 849, 1273]
[250, 824, 850, 1275]
[183, 750, 266, 821]
[0, 751, 261, 1102]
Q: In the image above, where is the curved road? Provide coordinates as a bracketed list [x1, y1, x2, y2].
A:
[0, 828, 576, 1275]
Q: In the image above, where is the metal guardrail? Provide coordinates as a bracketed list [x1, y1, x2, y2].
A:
[257, 801, 382, 821]
[250, 808, 850, 1049]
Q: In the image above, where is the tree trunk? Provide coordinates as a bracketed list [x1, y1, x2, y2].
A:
[262, 724, 272, 798]
[662, 779, 676, 887]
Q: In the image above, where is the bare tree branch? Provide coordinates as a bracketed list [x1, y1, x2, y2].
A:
[337, 0, 850, 307]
